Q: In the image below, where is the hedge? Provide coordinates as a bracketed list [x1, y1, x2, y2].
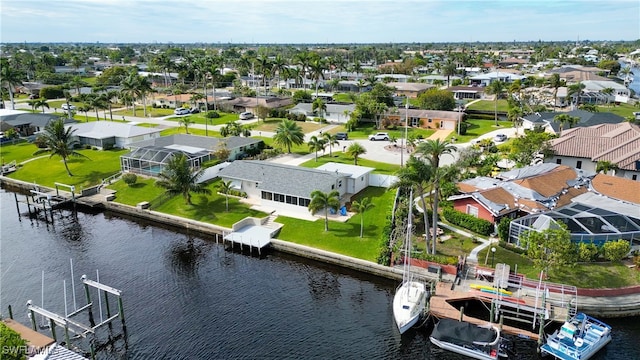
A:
[442, 208, 493, 236]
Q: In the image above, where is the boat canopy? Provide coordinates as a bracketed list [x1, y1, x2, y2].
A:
[431, 318, 497, 347]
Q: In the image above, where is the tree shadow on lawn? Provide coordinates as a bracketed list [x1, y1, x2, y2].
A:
[329, 221, 381, 239]
[80, 170, 120, 187]
[129, 182, 147, 189]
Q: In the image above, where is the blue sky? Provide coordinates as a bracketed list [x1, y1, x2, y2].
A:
[1, 0, 639, 44]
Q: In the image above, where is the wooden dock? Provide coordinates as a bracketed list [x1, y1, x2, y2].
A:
[428, 282, 543, 340]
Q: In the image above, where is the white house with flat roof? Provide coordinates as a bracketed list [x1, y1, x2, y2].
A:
[66, 121, 162, 149]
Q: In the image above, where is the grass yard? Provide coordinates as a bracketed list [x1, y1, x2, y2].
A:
[476, 246, 640, 288]
[7, 148, 127, 189]
[332, 93, 356, 103]
[450, 118, 512, 143]
[328, 124, 435, 140]
[164, 112, 241, 126]
[0, 140, 41, 164]
[159, 126, 221, 137]
[596, 102, 639, 118]
[257, 136, 311, 155]
[112, 107, 174, 118]
[252, 118, 324, 133]
[275, 187, 395, 262]
[108, 178, 266, 227]
[299, 153, 400, 175]
[466, 99, 510, 112]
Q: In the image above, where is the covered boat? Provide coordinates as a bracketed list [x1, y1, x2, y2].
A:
[541, 312, 612, 360]
[430, 318, 506, 360]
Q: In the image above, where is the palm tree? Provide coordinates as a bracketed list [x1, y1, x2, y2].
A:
[322, 132, 339, 157]
[309, 58, 326, 97]
[156, 154, 211, 205]
[507, 106, 523, 135]
[33, 119, 88, 176]
[179, 116, 195, 134]
[136, 76, 153, 117]
[601, 87, 614, 107]
[347, 142, 367, 165]
[120, 74, 141, 116]
[32, 98, 49, 114]
[102, 90, 119, 121]
[548, 73, 563, 110]
[271, 54, 288, 91]
[1, 59, 24, 110]
[307, 135, 326, 162]
[567, 83, 585, 109]
[352, 197, 375, 238]
[417, 139, 456, 255]
[78, 104, 91, 121]
[218, 180, 234, 212]
[395, 156, 434, 252]
[485, 80, 505, 126]
[553, 114, 579, 136]
[69, 76, 86, 95]
[595, 161, 618, 175]
[308, 190, 340, 231]
[312, 98, 327, 118]
[273, 119, 304, 153]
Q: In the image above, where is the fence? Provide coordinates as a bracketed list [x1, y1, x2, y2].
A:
[198, 162, 232, 183]
[369, 174, 398, 188]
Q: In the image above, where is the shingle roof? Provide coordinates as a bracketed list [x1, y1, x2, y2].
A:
[523, 109, 625, 133]
[129, 134, 261, 151]
[67, 121, 162, 139]
[218, 160, 347, 198]
[551, 122, 640, 171]
[591, 173, 640, 204]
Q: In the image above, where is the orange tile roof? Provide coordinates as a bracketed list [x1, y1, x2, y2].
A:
[591, 174, 640, 204]
[512, 166, 577, 198]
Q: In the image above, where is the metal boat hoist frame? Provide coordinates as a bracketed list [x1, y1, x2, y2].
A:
[25, 274, 127, 358]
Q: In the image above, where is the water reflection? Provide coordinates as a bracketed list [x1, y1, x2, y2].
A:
[166, 235, 210, 277]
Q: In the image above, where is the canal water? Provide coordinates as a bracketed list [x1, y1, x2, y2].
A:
[1, 188, 639, 359]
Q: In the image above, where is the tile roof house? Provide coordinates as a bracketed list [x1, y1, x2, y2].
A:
[217, 161, 375, 216]
[384, 108, 462, 131]
[448, 164, 589, 224]
[521, 109, 625, 134]
[549, 122, 640, 180]
[590, 173, 640, 205]
[386, 82, 434, 98]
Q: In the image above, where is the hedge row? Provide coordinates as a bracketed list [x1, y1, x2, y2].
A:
[442, 208, 493, 236]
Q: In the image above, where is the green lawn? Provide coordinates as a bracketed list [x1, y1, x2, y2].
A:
[112, 107, 174, 118]
[108, 178, 266, 227]
[477, 246, 640, 288]
[0, 141, 40, 164]
[252, 119, 324, 133]
[450, 118, 512, 143]
[329, 123, 435, 140]
[276, 187, 395, 262]
[299, 152, 400, 175]
[466, 99, 510, 112]
[7, 148, 127, 189]
[596, 103, 639, 119]
[164, 112, 241, 126]
[258, 136, 311, 155]
[159, 127, 221, 137]
[332, 93, 355, 103]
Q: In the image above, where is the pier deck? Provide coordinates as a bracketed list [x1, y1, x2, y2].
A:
[429, 282, 543, 340]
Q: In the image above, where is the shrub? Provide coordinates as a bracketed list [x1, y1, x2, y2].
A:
[376, 214, 394, 266]
[39, 86, 64, 99]
[122, 173, 138, 186]
[205, 111, 220, 119]
[497, 217, 511, 242]
[602, 240, 631, 262]
[103, 143, 114, 150]
[577, 242, 599, 262]
[0, 322, 27, 360]
[442, 208, 493, 236]
[33, 135, 48, 148]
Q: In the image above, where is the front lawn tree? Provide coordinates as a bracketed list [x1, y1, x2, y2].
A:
[322, 132, 339, 157]
[485, 80, 505, 126]
[156, 153, 211, 205]
[179, 116, 195, 134]
[273, 119, 304, 153]
[307, 135, 326, 161]
[352, 197, 375, 238]
[33, 119, 89, 176]
[308, 190, 340, 231]
[521, 226, 574, 277]
[219, 180, 233, 212]
[347, 142, 367, 165]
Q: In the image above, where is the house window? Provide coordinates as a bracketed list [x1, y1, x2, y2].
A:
[556, 159, 562, 164]
[428, 118, 432, 123]
[286, 195, 297, 205]
[576, 161, 582, 169]
[331, 185, 335, 190]
[338, 180, 342, 188]
[274, 193, 285, 202]
[633, 175, 637, 181]
[299, 198, 310, 207]
[261, 191, 272, 200]
[466, 204, 479, 218]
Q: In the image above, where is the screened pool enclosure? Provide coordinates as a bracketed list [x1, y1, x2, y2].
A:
[508, 202, 640, 247]
[120, 145, 212, 177]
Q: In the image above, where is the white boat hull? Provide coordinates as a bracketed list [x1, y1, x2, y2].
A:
[392, 281, 426, 334]
[430, 337, 499, 360]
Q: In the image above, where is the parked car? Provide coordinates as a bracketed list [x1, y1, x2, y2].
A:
[189, 108, 200, 114]
[335, 132, 348, 140]
[61, 103, 76, 111]
[493, 133, 508, 142]
[369, 132, 390, 141]
[239, 111, 254, 120]
[174, 108, 190, 115]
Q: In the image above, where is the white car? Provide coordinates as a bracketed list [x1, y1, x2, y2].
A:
[368, 132, 390, 141]
[174, 108, 190, 115]
[239, 111, 254, 120]
[61, 103, 76, 111]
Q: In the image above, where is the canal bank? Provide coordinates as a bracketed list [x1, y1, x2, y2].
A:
[2, 176, 640, 317]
